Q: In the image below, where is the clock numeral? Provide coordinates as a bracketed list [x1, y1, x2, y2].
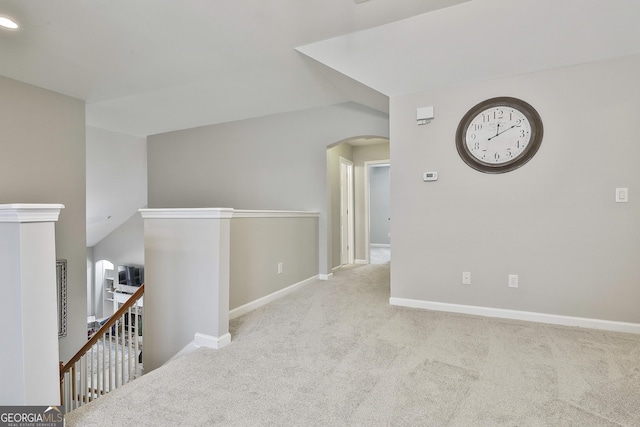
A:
[519, 129, 527, 138]
[494, 152, 500, 161]
[506, 148, 513, 157]
[482, 113, 490, 123]
[493, 109, 504, 120]
[474, 142, 480, 150]
[472, 123, 483, 131]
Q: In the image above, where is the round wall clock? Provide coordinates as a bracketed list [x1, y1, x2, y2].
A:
[455, 97, 543, 174]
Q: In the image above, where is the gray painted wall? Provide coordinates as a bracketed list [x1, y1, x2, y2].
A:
[0, 75, 87, 362]
[390, 54, 640, 323]
[86, 126, 147, 247]
[147, 102, 389, 275]
[230, 216, 318, 309]
[369, 165, 390, 245]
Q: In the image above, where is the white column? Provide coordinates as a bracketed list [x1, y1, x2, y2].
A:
[140, 208, 232, 372]
[0, 204, 64, 405]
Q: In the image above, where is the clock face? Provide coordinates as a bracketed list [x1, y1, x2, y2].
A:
[456, 97, 543, 174]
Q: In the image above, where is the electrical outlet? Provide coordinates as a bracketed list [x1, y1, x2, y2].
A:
[277, 262, 283, 274]
[462, 271, 471, 285]
[508, 274, 518, 288]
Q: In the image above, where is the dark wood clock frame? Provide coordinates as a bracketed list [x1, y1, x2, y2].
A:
[455, 96, 544, 174]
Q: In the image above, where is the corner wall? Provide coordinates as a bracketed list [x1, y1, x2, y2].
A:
[0, 76, 87, 362]
[389, 55, 640, 324]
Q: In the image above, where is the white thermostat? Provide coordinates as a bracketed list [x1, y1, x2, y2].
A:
[423, 172, 438, 182]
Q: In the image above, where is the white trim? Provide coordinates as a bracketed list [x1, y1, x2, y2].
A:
[229, 275, 318, 319]
[194, 332, 231, 349]
[0, 204, 64, 223]
[319, 273, 333, 281]
[165, 332, 231, 365]
[139, 208, 319, 220]
[332, 265, 342, 272]
[339, 157, 354, 265]
[139, 208, 234, 219]
[233, 210, 319, 218]
[370, 243, 391, 248]
[389, 297, 640, 335]
[354, 259, 368, 265]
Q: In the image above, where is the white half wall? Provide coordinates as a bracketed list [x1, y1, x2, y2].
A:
[0, 204, 63, 405]
[141, 208, 232, 372]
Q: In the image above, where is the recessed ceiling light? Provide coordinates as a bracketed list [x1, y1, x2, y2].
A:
[0, 16, 19, 30]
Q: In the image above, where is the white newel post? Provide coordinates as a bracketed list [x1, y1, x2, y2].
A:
[140, 208, 233, 372]
[0, 204, 64, 405]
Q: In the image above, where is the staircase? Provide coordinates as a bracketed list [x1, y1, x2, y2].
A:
[60, 285, 144, 412]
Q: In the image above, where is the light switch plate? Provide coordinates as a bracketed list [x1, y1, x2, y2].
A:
[616, 188, 628, 203]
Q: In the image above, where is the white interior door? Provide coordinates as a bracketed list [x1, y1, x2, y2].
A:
[340, 157, 354, 265]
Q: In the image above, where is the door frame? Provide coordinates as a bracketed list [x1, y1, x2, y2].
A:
[364, 159, 390, 264]
[340, 157, 354, 265]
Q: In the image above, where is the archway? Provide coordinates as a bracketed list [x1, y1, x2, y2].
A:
[326, 136, 390, 272]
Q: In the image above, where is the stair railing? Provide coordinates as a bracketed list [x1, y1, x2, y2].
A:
[60, 284, 144, 412]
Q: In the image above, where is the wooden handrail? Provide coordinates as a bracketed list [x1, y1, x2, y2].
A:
[60, 284, 145, 378]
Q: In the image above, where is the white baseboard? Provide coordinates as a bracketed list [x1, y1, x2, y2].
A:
[193, 332, 231, 349]
[165, 332, 231, 365]
[229, 275, 318, 320]
[354, 259, 367, 265]
[370, 243, 390, 248]
[319, 273, 333, 281]
[389, 297, 640, 335]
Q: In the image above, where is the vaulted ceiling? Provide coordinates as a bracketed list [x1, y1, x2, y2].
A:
[0, 0, 469, 137]
[3, 0, 638, 138]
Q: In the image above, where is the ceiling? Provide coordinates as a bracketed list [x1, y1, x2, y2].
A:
[297, 0, 640, 99]
[2, 0, 640, 247]
[2, 0, 638, 138]
[0, 0, 470, 137]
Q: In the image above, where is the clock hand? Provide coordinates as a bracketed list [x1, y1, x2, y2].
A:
[488, 124, 519, 140]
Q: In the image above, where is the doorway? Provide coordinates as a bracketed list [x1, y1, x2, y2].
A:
[365, 161, 391, 264]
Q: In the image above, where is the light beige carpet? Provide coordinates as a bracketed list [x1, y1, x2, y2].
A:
[66, 263, 640, 426]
